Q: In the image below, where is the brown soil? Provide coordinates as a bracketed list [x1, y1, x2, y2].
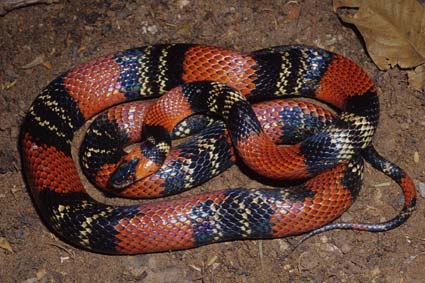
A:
[1, 1, 424, 282]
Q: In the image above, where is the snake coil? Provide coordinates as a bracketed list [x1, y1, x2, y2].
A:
[21, 44, 416, 254]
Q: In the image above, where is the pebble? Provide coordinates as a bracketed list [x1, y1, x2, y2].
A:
[400, 123, 409, 130]
[370, 267, 381, 277]
[116, 8, 130, 19]
[178, 0, 190, 9]
[319, 235, 328, 243]
[298, 251, 320, 270]
[340, 213, 353, 222]
[340, 243, 352, 253]
[278, 239, 290, 252]
[319, 243, 343, 255]
[142, 24, 159, 34]
[147, 25, 159, 34]
[414, 151, 419, 163]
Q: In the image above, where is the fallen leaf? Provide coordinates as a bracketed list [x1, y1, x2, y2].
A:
[333, 0, 425, 70]
[407, 64, 425, 90]
[0, 236, 13, 253]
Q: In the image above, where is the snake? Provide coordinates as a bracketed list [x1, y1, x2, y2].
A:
[21, 44, 416, 254]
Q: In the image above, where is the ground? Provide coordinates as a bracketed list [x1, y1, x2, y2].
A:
[1, 1, 425, 282]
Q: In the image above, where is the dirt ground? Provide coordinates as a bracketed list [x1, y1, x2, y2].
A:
[1, 1, 425, 282]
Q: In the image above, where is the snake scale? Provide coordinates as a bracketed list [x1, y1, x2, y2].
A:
[21, 44, 416, 254]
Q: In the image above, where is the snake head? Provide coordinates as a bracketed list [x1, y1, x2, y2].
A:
[108, 144, 162, 189]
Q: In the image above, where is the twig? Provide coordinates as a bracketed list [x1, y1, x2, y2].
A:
[0, 0, 59, 16]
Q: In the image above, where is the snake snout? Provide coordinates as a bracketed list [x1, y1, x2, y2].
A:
[109, 144, 164, 189]
[108, 158, 139, 189]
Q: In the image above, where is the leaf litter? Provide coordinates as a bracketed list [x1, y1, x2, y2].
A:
[334, 0, 425, 90]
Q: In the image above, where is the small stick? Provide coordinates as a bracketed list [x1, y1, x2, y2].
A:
[0, 0, 59, 16]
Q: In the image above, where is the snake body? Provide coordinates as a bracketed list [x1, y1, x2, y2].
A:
[21, 44, 416, 254]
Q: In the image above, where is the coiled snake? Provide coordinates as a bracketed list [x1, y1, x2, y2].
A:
[21, 44, 416, 254]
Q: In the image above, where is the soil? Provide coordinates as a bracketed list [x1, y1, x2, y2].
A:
[1, 1, 425, 282]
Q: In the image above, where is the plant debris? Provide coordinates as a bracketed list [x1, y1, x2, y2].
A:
[0, 236, 13, 253]
[334, 0, 425, 89]
[0, 0, 58, 16]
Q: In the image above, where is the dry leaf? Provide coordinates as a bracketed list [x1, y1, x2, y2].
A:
[0, 236, 13, 253]
[407, 64, 425, 90]
[333, 0, 425, 70]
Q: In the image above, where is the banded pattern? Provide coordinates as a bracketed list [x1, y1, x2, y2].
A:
[81, 99, 335, 198]
[21, 44, 416, 254]
[116, 80, 378, 183]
